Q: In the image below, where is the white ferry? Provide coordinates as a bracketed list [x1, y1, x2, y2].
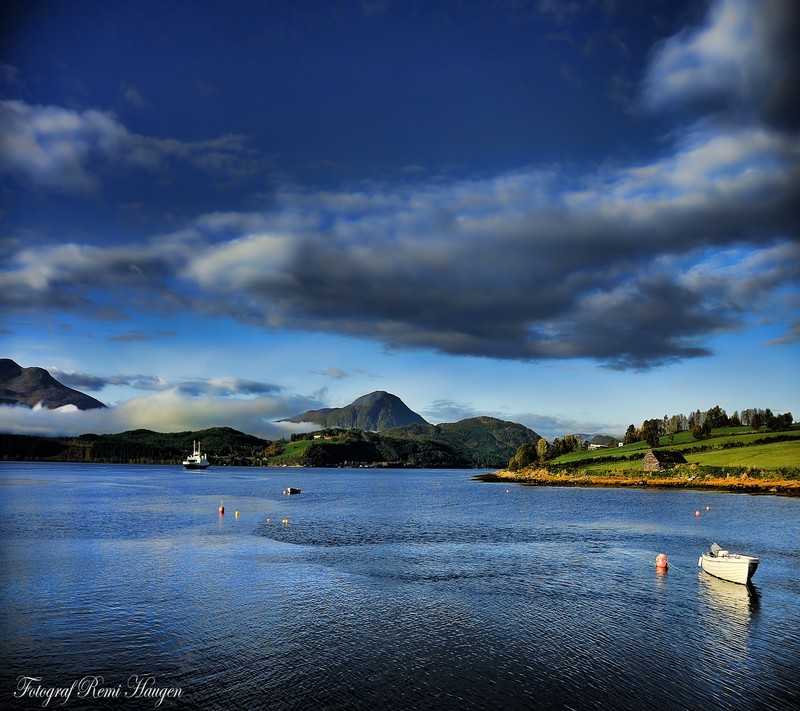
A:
[183, 441, 210, 470]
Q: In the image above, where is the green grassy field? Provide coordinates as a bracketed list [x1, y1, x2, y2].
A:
[267, 436, 348, 466]
[551, 426, 800, 474]
[686, 440, 800, 468]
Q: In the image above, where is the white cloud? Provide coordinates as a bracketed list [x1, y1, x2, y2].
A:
[120, 83, 151, 110]
[0, 99, 259, 193]
[0, 390, 315, 439]
[641, 0, 800, 127]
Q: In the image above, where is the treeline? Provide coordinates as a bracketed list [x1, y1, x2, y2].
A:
[0, 419, 521, 468]
[624, 406, 794, 447]
[507, 404, 795, 471]
[0, 427, 270, 465]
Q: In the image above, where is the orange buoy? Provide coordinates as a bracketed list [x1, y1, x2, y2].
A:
[219, 501, 225, 515]
[655, 553, 668, 570]
[705, 505, 710, 511]
[695, 510, 700, 517]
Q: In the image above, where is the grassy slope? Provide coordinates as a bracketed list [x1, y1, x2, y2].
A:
[488, 426, 800, 495]
[552, 427, 800, 471]
[688, 440, 800, 468]
[267, 438, 345, 466]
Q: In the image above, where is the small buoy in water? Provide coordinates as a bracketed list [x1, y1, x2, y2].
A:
[655, 553, 668, 570]
[281, 518, 289, 525]
[235, 510, 239, 518]
[267, 517, 271, 523]
[706, 505, 710, 511]
[219, 501, 225, 515]
[695, 510, 700, 517]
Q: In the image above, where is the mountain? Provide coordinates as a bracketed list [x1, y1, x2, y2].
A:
[386, 416, 541, 468]
[588, 434, 619, 446]
[0, 358, 106, 410]
[280, 390, 429, 431]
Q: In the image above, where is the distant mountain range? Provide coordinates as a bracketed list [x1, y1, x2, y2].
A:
[0, 360, 613, 454]
[280, 390, 429, 431]
[0, 359, 106, 410]
[0, 416, 541, 468]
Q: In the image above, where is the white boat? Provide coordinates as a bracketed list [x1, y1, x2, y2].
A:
[183, 441, 210, 470]
[698, 542, 759, 585]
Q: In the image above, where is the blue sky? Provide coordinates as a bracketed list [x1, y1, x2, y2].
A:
[1, 0, 798, 442]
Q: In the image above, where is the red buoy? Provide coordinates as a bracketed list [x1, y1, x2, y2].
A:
[219, 501, 225, 515]
[655, 553, 668, 570]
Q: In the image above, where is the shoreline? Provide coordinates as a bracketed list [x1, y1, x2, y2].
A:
[474, 469, 800, 497]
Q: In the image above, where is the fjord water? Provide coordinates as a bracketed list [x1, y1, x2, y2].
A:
[1, 464, 798, 710]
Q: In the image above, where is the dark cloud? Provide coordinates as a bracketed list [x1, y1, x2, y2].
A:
[49, 369, 110, 392]
[179, 124, 798, 367]
[4, 123, 798, 370]
[1, 0, 797, 372]
[175, 378, 283, 397]
[49, 369, 283, 398]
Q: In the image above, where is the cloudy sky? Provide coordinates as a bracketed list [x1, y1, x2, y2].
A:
[1, 0, 798, 442]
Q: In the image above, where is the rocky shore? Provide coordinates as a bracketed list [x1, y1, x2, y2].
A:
[475, 468, 800, 497]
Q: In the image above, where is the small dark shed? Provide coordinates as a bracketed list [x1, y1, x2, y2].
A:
[643, 449, 688, 472]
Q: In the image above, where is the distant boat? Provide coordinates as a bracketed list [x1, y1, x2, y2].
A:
[283, 487, 301, 495]
[183, 441, 210, 470]
[698, 542, 759, 585]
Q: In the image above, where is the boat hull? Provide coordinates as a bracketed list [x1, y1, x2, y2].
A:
[699, 553, 759, 585]
[183, 463, 209, 470]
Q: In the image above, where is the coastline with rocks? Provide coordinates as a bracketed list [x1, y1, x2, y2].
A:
[475, 467, 800, 497]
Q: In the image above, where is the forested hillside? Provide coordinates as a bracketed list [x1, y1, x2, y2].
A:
[0, 416, 539, 469]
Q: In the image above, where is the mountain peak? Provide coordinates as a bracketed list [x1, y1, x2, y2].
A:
[0, 358, 106, 410]
[280, 391, 428, 431]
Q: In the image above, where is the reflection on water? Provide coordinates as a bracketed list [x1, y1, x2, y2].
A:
[0, 464, 798, 711]
[699, 573, 761, 619]
[698, 573, 761, 658]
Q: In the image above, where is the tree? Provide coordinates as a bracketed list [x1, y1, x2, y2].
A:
[508, 442, 538, 471]
[705, 405, 728, 428]
[664, 415, 678, 444]
[537, 437, 548, 460]
[623, 424, 638, 445]
[767, 411, 793, 431]
[641, 419, 661, 448]
[691, 419, 711, 440]
[563, 434, 582, 453]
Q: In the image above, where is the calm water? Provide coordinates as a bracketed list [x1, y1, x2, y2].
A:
[1, 463, 798, 710]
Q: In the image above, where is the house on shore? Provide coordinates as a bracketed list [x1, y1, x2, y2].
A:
[643, 449, 688, 472]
